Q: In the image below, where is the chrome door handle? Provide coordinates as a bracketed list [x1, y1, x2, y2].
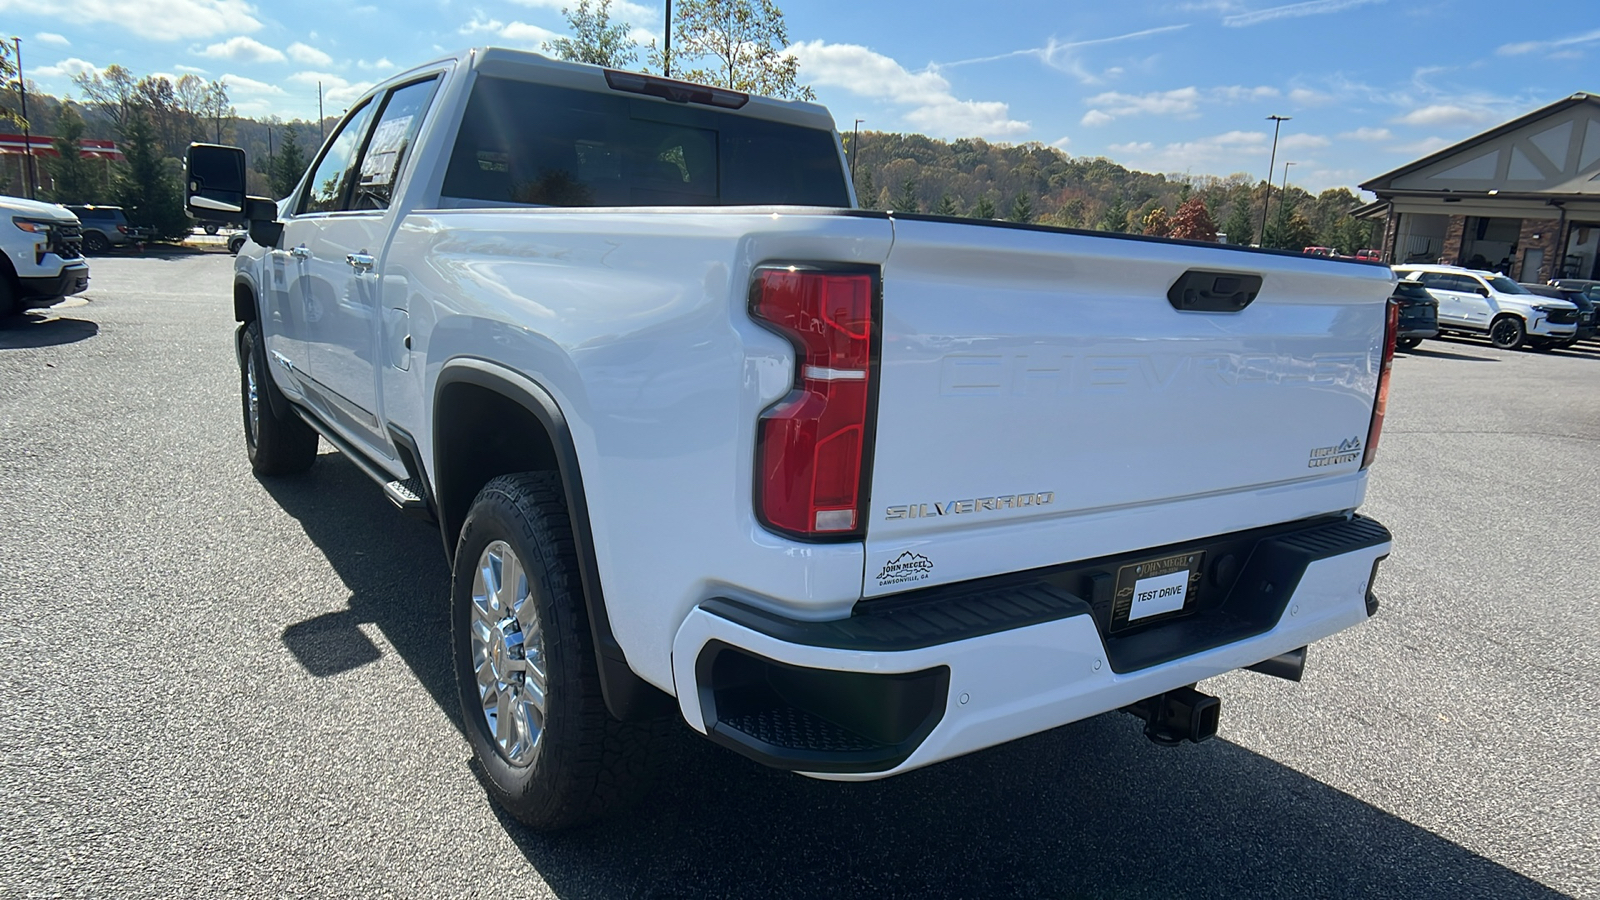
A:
[346, 252, 375, 271]
[289, 245, 311, 260]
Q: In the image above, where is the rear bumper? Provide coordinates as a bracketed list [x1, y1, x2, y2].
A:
[673, 515, 1390, 780]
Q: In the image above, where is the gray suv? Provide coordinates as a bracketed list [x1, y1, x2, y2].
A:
[65, 205, 146, 253]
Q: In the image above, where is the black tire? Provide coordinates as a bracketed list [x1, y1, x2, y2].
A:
[228, 235, 246, 255]
[239, 320, 319, 475]
[82, 231, 111, 254]
[203, 223, 220, 235]
[1395, 336, 1422, 350]
[0, 274, 16, 321]
[1489, 315, 1526, 350]
[452, 472, 664, 831]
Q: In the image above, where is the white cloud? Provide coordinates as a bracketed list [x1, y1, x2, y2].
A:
[1080, 85, 1278, 123]
[1051, 136, 1072, 150]
[0, 0, 264, 41]
[788, 41, 1029, 139]
[1280, 133, 1331, 150]
[1393, 104, 1492, 127]
[220, 72, 286, 95]
[1224, 0, 1385, 27]
[941, 26, 1189, 86]
[34, 57, 100, 80]
[1497, 27, 1600, 56]
[1288, 88, 1333, 105]
[1340, 127, 1392, 141]
[35, 32, 69, 46]
[460, 13, 559, 48]
[1391, 135, 1452, 155]
[357, 58, 396, 72]
[1110, 130, 1281, 173]
[199, 36, 286, 64]
[289, 71, 374, 106]
[174, 64, 209, 73]
[287, 42, 333, 67]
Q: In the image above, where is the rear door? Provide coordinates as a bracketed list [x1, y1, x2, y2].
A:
[861, 219, 1394, 596]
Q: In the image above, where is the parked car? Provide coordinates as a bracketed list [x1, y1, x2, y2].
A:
[64, 205, 147, 253]
[1550, 280, 1600, 343]
[1393, 264, 1577, 350]
[227, 232, 246, 254]
[1520, 282, 1596, 345]
[1, 195, 89, 319]
[1355, 250, 1382, 262]
[1390, 278, 1439, 349]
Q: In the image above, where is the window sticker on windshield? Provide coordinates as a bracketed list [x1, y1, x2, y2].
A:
[360, 115, 414, 186]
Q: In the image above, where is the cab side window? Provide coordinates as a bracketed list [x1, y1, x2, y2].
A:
[350, 77, 440, 211]
[297, 100, 375, 214]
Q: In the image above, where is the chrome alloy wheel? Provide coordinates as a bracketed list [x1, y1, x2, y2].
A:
[470, 540, 547, 767]
[245, 356, 261, 445]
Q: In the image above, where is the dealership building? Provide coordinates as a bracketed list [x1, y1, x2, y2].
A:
[1357, 91, 1600, 282]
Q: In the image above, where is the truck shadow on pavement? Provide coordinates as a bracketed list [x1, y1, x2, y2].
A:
[267, 452, 1563, 900]
[0, 313, 99, 349]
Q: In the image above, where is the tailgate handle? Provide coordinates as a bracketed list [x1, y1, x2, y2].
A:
[1167, 270, 1261, 313]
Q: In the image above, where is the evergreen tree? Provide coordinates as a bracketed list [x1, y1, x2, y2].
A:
[46, 105, 101, 203]
[1169, 195, 1218, 242]
[855, 168, 877, 209]
[1099, 195, 1130, 233]
[1141, 205, 1171, 237]
[892, 177, 918, 213]
[971, 195, 996, 219]
[269, 123, 309, 199]
[934, 193, 958, 216]
[1221, 201, 1255, 246]
[544, 0, 639, 68]
[114, 108, 189, 241]
[660, 0, 813, 100]
[1008, 193, 1033, 224]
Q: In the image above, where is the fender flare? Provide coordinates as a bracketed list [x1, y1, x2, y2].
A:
[434, 358, 674, 721]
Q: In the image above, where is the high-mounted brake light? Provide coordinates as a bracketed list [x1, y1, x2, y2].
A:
[603, 69, 749, 109]
[1362, 298, 1399, 469]
[750, 267, 877, 538]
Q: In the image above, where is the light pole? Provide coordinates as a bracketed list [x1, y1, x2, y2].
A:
[663, 0, 672, 77]
[850, 118, 863, 185]
[12, 37, 36, 199]
[1258, 114, 1291, 246]
[1281, 161, 1295, 196]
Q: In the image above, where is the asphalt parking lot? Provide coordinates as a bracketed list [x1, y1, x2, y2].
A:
[2, 252, 1596, 899]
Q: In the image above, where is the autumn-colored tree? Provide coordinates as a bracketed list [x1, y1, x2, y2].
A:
[1169, 195, 1218, 242]
[1142, 205, 1171, 237]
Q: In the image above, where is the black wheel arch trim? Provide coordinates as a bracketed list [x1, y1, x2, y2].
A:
[434, 358, 675, 722]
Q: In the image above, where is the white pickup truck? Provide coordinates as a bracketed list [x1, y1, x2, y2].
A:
[0, 195, 89, 320]
[189, 47, 1398, 830]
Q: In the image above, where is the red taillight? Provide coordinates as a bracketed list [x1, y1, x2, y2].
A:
[116, 225, 129, 234]
[1362, 299, 1399, 469]
[750, 267, 876, 537]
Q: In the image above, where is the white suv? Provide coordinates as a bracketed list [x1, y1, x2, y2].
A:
[1393, 264, 1577, 350]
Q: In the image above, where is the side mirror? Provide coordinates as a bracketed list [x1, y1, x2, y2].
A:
[186, 143, 247, 218]
[1476, 287, 1490, 296]
[187, 142, 285, 248]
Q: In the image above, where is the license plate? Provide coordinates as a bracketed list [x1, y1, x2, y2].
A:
[1111, 552, 1205, 630]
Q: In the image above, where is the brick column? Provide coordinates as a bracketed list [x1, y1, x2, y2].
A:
[1516, 218, 1561, 282]
[1441, 215, 1467, 265]
[1381, 207, 1399, 263]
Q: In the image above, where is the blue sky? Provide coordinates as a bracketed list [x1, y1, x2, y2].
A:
[7, 0, 1598, 194]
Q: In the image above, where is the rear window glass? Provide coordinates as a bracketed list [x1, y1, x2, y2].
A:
[441, 76, 849, 209]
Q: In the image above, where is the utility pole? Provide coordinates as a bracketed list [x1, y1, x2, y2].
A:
[1258, 114, 1291, 247]
[850, 118, 863, 185]
[663, 0, 672, 77]
[318, 81, 324, 142]
[13, 37, 36, 199]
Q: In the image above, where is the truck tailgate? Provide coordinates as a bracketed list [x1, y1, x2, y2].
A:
[863, 218, 1395, 596]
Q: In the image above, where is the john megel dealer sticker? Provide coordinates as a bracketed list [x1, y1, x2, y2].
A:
[877, 551, 933, 587]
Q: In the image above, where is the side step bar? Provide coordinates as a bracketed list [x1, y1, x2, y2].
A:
[290, 407, 436, 522]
